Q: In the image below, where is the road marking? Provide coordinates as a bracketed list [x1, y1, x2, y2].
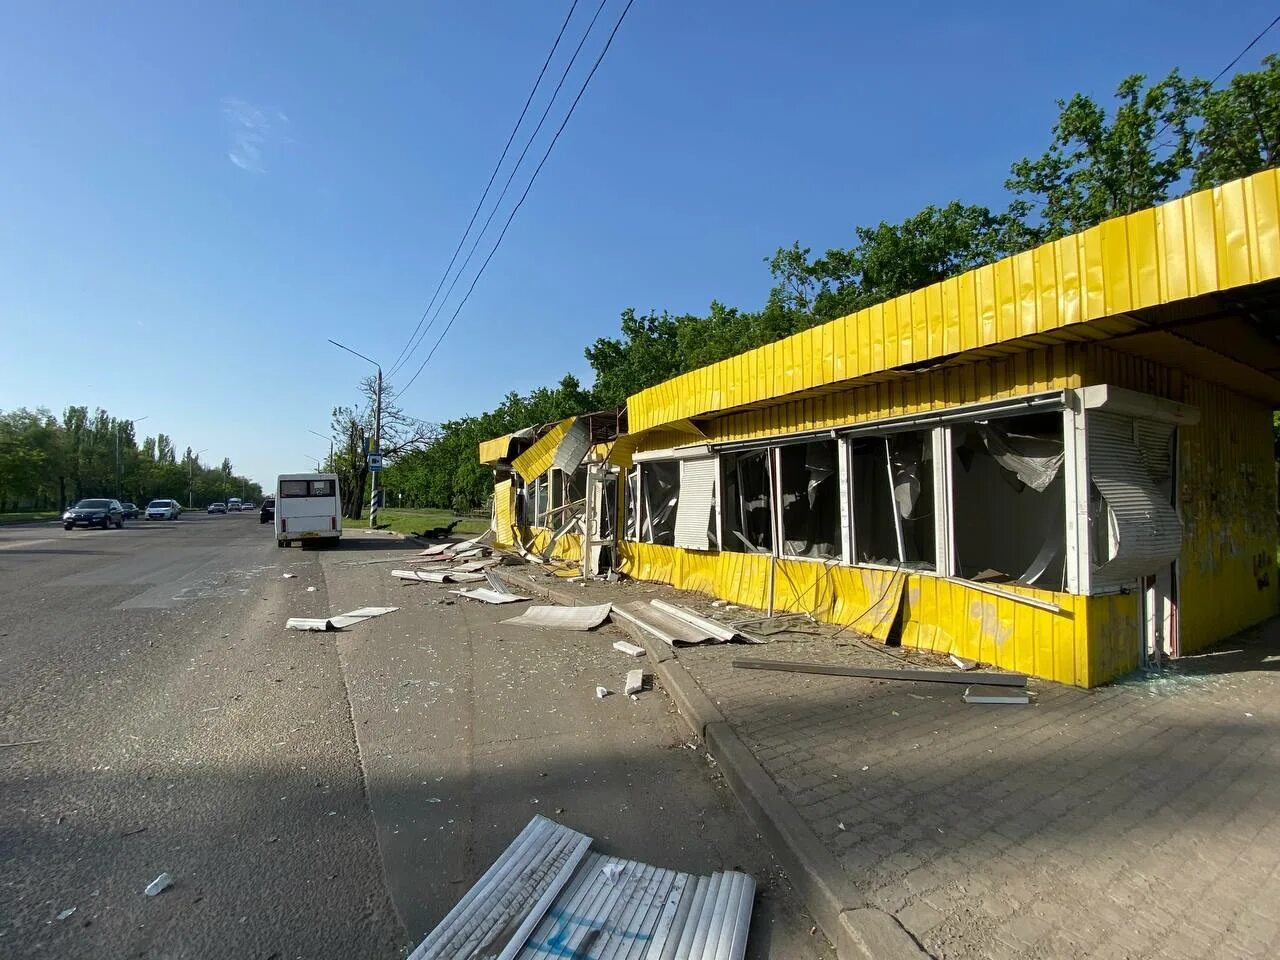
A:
[0, 539, 54, 550]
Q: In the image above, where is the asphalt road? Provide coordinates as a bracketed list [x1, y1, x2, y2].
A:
[0, 512, 403, 959]
[1, 513, 831, 959]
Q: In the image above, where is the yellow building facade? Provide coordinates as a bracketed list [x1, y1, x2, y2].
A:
[482, 171, 1280, 687]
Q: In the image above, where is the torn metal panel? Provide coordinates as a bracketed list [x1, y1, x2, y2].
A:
[551, 418, 592, 475]
[407, 815, 591, 960]
[451, 587, 532, 604]
[501, 603, 613, 631]
[613, 601, 720, 647]
[485, 569, 516, 594]
[329, 606, 398, 629]
[649, 599, 741, 643]
[453, 558, 500, 573]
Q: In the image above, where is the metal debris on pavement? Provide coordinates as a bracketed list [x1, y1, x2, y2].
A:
[393, 569, 488, 584]
[732, 658, 1027, 687]
[285, 618, 335, 631]
[451, 587, 532, 605]
[501, 603, 613, 631]
[329, 606, 398, 629]
[409, 816, 757, 960]
[56, 907, 76, 920]
[144, 872, 173, 896]
[612, 639, 646, 658]
[962, 684, 1031, 704]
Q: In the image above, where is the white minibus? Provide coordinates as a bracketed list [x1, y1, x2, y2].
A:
[275, 473, 342, 547]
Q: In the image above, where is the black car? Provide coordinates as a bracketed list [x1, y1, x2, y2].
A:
[64, 498, 125, 530]
[260, 496, 275, 524]
[120, 502, 139, 519]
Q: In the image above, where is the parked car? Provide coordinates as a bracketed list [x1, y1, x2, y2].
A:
[64, 498, 124, 529]
[120, 502, 139, 519]
[145, 499, 181, 520]
[228, 497, 242, 512]
[260, 496, 275, 524]
[242, 501, 255, 511]
[208, 502, 227, 514]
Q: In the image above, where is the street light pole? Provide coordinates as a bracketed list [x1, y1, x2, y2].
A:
[116, 416, 148, 501]
[308, 429, 334, 466]
[189, 448, 207, 509]
[327, 339, 382, 529]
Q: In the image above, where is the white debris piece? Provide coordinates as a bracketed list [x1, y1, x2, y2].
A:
[286, 618, 333, 631]
[306, 586, 317, 592]
[282, 573, 297, 579]
[144, 872, 173, 896]
[595, 686, 610, 699]
[950, 654, 978, 671]
[624, 669, 645, 696]
[329, 606, 399, 629]
[393, 569, 487, 584]
[57, 907, 76, 920]
[612, 639, 646, 658]
[502, 603, 612, 631]
[451, 587, 531, 605]
[600, 862, 624, 883]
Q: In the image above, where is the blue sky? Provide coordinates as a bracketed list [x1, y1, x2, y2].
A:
[1, 1, 1275, 486]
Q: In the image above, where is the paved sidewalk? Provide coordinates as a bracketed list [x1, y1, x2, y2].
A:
[502, 566, 1280, 960]
[316, 533, 834, 959]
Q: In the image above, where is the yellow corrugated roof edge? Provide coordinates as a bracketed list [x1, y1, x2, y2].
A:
[510, 417, 575, 481]
[627, 169, 1280, 433]
[477, 433, 515, 466]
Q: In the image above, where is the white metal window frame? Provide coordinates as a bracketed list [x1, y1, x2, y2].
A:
[768, 439, 846, 564]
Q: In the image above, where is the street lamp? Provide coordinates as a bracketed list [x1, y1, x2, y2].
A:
[116, 416, 148, 501]
[308, 429, 334, 466]
[327, 338, 382, 529]
[189, 448, 207, 509]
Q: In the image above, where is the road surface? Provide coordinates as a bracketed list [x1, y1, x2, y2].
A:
[0, 512, 831, 958]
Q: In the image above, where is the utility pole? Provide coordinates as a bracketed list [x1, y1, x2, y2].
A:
[189, 448, 207, 509]
[116, 415, 148, 501]
[327, 339, 382, 529]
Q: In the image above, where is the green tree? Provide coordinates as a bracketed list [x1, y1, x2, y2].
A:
[1194, 54, 1280, 189]
[1007, 70, 1207, 239]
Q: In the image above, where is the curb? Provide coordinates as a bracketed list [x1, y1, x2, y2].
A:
[492, 570, 929, 960]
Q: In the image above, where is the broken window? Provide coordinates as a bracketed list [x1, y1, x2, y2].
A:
[720, 450, 773, 554]
[778, 440, 841, 559]
[566, 465, 588, 508]
[950, 413, 1066, 588]
[848, 438, 897, 564]
[530, 475, 549, 526]
[640, 461, 679, 546]
[847, 432, 935, 569]
[624, 466, 641, 541]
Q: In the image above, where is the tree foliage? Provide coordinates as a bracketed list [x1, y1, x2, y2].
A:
[1194, 54, 1280, 189]
[0, 405, 260, 511]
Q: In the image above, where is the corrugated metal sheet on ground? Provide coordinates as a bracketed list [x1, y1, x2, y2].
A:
[515, 852, 755, 960]
[613, 600, 721, 646]
[501, 603, 613, 630]
[407, 815, 591, 960]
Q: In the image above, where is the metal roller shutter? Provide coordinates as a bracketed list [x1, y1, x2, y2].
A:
[1088, 412, 1182, 590]
[674, 457, 717, 551]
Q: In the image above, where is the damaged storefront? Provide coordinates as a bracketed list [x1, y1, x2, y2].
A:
[481, 170, 1280, 687]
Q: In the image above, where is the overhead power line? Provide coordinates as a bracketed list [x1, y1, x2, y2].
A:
[391, 0, 612, 380]
[387, 0, 582, 378]
[1209, 12, 1280, 87]
[399, 0, 637, 396]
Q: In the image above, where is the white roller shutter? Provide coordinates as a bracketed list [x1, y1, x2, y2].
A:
[1135, 420, 1175, 482]
[674, 457, 717, 551]
[1088, 412, 1182, 590]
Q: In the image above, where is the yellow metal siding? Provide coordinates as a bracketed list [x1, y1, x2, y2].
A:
[700, 345, 1081, 445]
[619, 542, 1105, 684]
[1176, 380, 1279, 652]
[478, 434, 514, 466]
[511, 417, 575, 482]
[628, 170, 1280, 433]
[524, 527, 582, 562]
[493, 479, 515, 547]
